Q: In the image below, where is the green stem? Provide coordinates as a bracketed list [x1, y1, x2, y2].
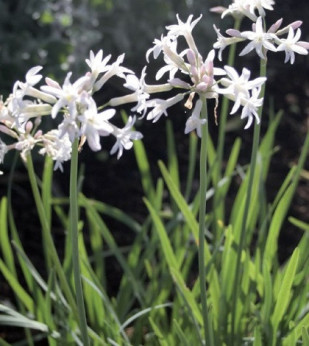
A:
[199, 97, 214, 346]
[213, 18, 241, 241]
[230, 58, 267, 345]
[70, 139, 90, 346]
[216, 18, 241, 173]
[26, 155, 79, 318]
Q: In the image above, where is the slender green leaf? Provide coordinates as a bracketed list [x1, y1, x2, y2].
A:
[283, 313, 309, 346]
[11, 241, 58, 302]
[166, 120, 180, 190]
[261, 261, 273, 329]
[120, 303, 172, 333]
[149, 317, 169, 346]
[129, 118, 155, 202]
[259, 111, 282, 180]
[302, 327, 309, 346]
[253, 326, 262, 346]
[173, 318, 191, 346]
[0, 198, 15, 273]
[144, 198, 203, 325]
[0, 304, 58, 337]
[271, 248, 299, 336]
[158, 161, 201, 247]
[289, 217, 309, 233]
[264, 185, 294, 264]
[0, 338, 11, 346]
[80, 194, 144, 305]
[0, 260, 34, 312]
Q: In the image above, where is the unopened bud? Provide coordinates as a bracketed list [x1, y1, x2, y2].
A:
[187, 49, 196, 67]
[25, 121, 33, 133]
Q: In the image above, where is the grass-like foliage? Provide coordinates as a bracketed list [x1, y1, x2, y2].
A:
[1, 114, 309, 345]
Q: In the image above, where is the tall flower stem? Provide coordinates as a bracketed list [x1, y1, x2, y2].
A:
[70, 138, 90, 346]
[198, 97, 214, 346]
[216, 18, 241, 168]
[214, 18, 241, 234]
[230, 58, 267, 345]
[26, 155, 78, 319]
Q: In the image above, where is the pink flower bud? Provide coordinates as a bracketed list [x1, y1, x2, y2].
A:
[226, 29, 242, 38]
[34, 130, 43, 138]
[196, 82, 208, 92]
[187, 49, 196, 67]
[290, 20, 303, 30]
[25, 121, 33, 133]
[45, 77, 61, 89]
[298, 41, 309, 49]
[209, 6, 226, 14]
[268, 18, 283, 33]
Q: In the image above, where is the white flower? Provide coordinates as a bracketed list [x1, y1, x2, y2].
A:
[213, 25, 243, 61]
[218, 66, 266, 111]
[146, 35, 187, 73]
[219, 0, 274, 21]
[146, 36, 166, 62]
[94, 54, 133, 92]
[146, 94, 185, 123]
[186, 49, 225, 97]
[58, 116, 80, 142]
[0, 139, 8, 163]
[239, 16, 277, 59]
[78, 97, 115, 151]
[250, 0, 275, 19]
[123, 68, 150, 116]
[110, 116, 143, 159]
[13, 66, 43, 100]
[24, 66, 43, 87]
[221, 0, 255, 21]
[166, 14, 202, 39]
[15, 133, 40, 161]
[156, 46, 184, 81]
[184, 99, 206, 137]
[85, 50, 111, 78]
[8, 67, 46, 127]
[39, 130, 72, 172]
[41, 72, 90, 118]
[231, 87, 263, 129]
[276, 27, 309, 64]
[166, 14, 202, 52]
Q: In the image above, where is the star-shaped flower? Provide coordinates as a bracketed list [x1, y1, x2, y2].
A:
[276, 27, 309, 64]
[239, 17, 277, 59]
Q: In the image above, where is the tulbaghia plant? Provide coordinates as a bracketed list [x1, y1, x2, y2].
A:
[128, 4, 308, 346]
[0, 50, 143, 173]
[120, 14, 267, 133]
[0, 50, 143, 346]
[212, 2, 309, 64]
[1, 1, 309, 345]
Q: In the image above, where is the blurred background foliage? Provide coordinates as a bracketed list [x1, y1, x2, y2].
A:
[0, 0, 224, 97]
[1, 0, 307, 102]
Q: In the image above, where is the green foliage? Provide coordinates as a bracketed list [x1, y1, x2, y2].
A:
[1, 111, 309, 345]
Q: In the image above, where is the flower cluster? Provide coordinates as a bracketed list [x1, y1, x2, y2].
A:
[125, 14, 267, 136]
[211, 0, 275, 22]
[0, 51, 143, 172]
[1, 0, 308, 174]
[212, 2, 309, 63]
